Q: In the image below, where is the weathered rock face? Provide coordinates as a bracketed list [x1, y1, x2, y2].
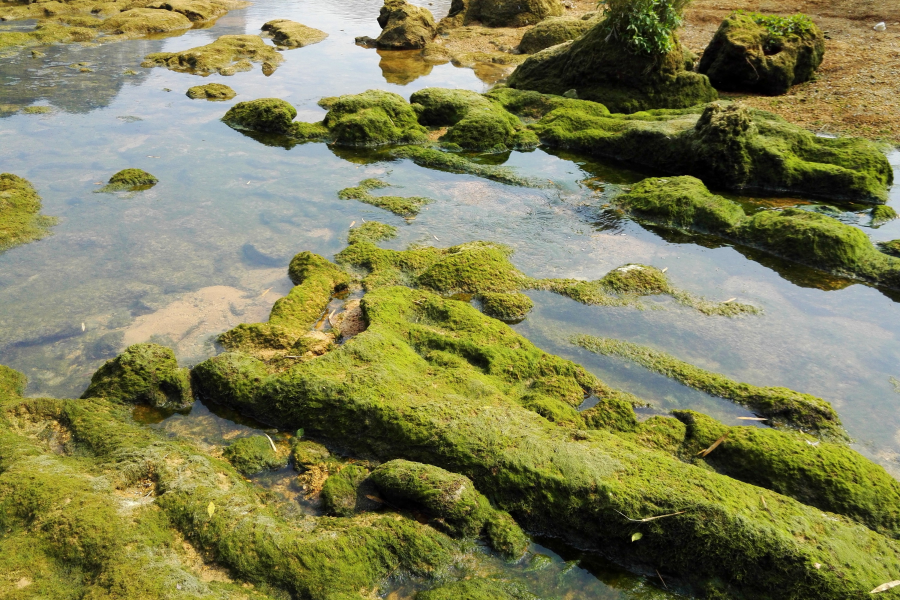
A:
[442, 0, 563, 28]
[507, 23, 717, 112]
[261, 18, 328, 48]
[375, 0, 436, 50]
[698, 12, 825, 95]
[517, 13, 597, 54]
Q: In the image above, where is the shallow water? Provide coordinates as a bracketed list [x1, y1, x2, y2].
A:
[2, 0, 900, 595]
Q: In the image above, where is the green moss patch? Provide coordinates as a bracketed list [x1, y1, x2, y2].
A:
[348, 221, 398, 245]
[615, 176, 900, 287]
[223, 434, 286, 475]
[479, 291, 534, 321]
[142, 34, 283, 76]
[0, 173, 57, 253]
[389, 146, 540, 187]
[321, 464, 369, 516]
[96, 168, 158, 193]
[100, 8, 192, 35]
[871, 205, 898, 227]
[261, 19, 328, 47]
[518, 14, 597, 54]
[338, 178, 432, 217]
[572, 334, 845, 439]
[186, 82, 236, 100]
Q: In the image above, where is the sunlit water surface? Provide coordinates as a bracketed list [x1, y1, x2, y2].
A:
[2, 0, 900, 596]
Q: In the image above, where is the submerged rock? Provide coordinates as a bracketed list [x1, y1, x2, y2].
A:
[442, 0, 563, 28]
[142, 34, 283, 76]
[506, 20, 717, 112]
[698, 11, 825, 95]
[338, 178, 432, 217]
[614, 176, 900, 288]
[192, 251, 900, 599]
[375, 0, 436, 50]
[517, 14, 598, 54]
[0, 173, 57, 253]
[96, 168, 158, 193]
[186, 82, 236, 100]
[100, 8, 192, 35]
[80, 342, 192, 410]
[261, 19, 328, 47]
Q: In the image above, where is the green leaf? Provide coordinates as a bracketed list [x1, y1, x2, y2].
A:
[631, 532, 643, 542]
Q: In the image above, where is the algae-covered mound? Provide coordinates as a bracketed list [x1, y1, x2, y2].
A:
[320, 90, 428, 146]
[491, 89, 893, 203]
[410, 87, 538, 152]
[479, 291, 533, 321]
[879, 240, 900, 258]
[375, 0, 436, 50]
[872, 205, 898, 227]
[0, 371, 509, 600]
[572, 334, 844, 439]
[698, 11, 825, 95]
[506, 22, 717, 112]
[0, 173, 57, 253]
[338, 178, 432, 217]
[615, 176, 900, 288]
[261, 19, 328, 47]
[144, 0, 229, 22]
[100, 8, 192, 35]
[80, 342, 192, 410]
[0, 22, 98, 54]
[192, 251, 900, 599]
[186, 82, 236, 100]
[370, 459, 528, 558]
[441, 0, 563, 28]
[96, 168, 158, 193]
[223, 434, 286, 474]
[517, 14, 598, 54]
[142, 34, 283, 76]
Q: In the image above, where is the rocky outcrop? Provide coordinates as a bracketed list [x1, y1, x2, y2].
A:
[517, 13, 597, 54]
[441, 0, 563, 28]
[261, 19, 328, 47]
[698, 11, 825, 95]
[374, 0, 436, 49]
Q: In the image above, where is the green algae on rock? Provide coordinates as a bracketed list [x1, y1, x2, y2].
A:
[145, 0, 230, 22]
[878, 240, 900, 258]
[410, 87, 538, 152]
[192, 259, 900, 599]
[96, 168, 158, 193]
[0, 173, 57, 253]
[871, 205, 898, 227]
[417, 579, 535, 600]
[615, 176, 900, 288]
[375, 0, 436, 50]
[322, 90, 428, 146]
[479, 291, 534, 322]
[261, 19, 328, 48]
[0, 22, 97, 55]
[186, 82, 236, 100]
[499, 93, 893, 203]
[321, 464, 370, 516]
[370, 459, 528, 558]
[348, 220, 398, 245]
[223, 434, 286, 475]
[389, 146, 540, 187]
[698, 11, 825, 95]
[142, 34, 283, 76]
[441, 0, 562, 28]
[517, 14, 598, 54]
[80, 343, 193, 410]
[572, 334, 845, 439]
[100, 8, 192, 35]
[338, 178, 432, 217]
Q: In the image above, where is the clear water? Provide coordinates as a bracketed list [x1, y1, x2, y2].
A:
[2, 0, 900, 596]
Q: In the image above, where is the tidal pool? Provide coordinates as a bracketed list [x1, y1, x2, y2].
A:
[1, 0, 900, 595]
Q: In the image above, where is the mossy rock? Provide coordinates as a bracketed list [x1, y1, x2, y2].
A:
[0, 364, 27, 400]
[191, 351, 269, 406]
[0, 173, 57, 253]
[698, 12, 825, 95]
[291, 438, 333, 471]
[100, 8, 192, 35]
[321, 465, 370, 516]
[442, 0, 563, 28]
[518, 14, 597, 54]
[110, 168, 158, 186]
[479, 291, 533, 321]
[615, 176, 900, 290]
[223, 435, 285, 475]
[410, 87, 538, 151]
[261, 19, 328, 48]
[145, 0, 228, 22]
[871, 205, 898, 227]
[348, 221, 398, 245]
[878, 240, 900, 258]
[323, 89, 428, 146]
[375, 0, 436, 50]
[81, 343, 192, 410]
[223, 97, 298, 134]
[506, 24, 717, 113]
[338, 178, 432, 217]
[416, 578, 534, 599]
[142, 34, 283, 76]
[508, 94, 893, 203]
[186, 82, 236, 100]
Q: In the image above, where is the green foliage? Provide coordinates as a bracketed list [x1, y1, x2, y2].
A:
[734, 10, 815, 38]
[223, 435, 286, 475]
[0, 173, 58, 253]
[338, 178, 432, 217]
[572, 334, 845, 439]
[598, 0, 691, 56]
[80, 343, 193, 410]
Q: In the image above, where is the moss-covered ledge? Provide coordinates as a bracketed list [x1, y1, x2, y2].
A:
[0, 173, 58, 253]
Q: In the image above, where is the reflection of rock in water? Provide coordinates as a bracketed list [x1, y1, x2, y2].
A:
[0, 37, 165, 114]
[377, 48, 433, 84]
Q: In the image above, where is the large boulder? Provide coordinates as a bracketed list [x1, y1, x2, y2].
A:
[375, 0, 436, 50]
[698, 11, 825, 95]
[507, 23, 717, 113]
[517, 14, 597, 54]
[442, 0, 563, 28]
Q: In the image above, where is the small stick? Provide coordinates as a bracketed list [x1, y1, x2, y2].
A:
[615, 509, 686, 523]
[698, 433, 728, 457]
[263, 433, 277, 453]
[656, 569, 668, 590]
